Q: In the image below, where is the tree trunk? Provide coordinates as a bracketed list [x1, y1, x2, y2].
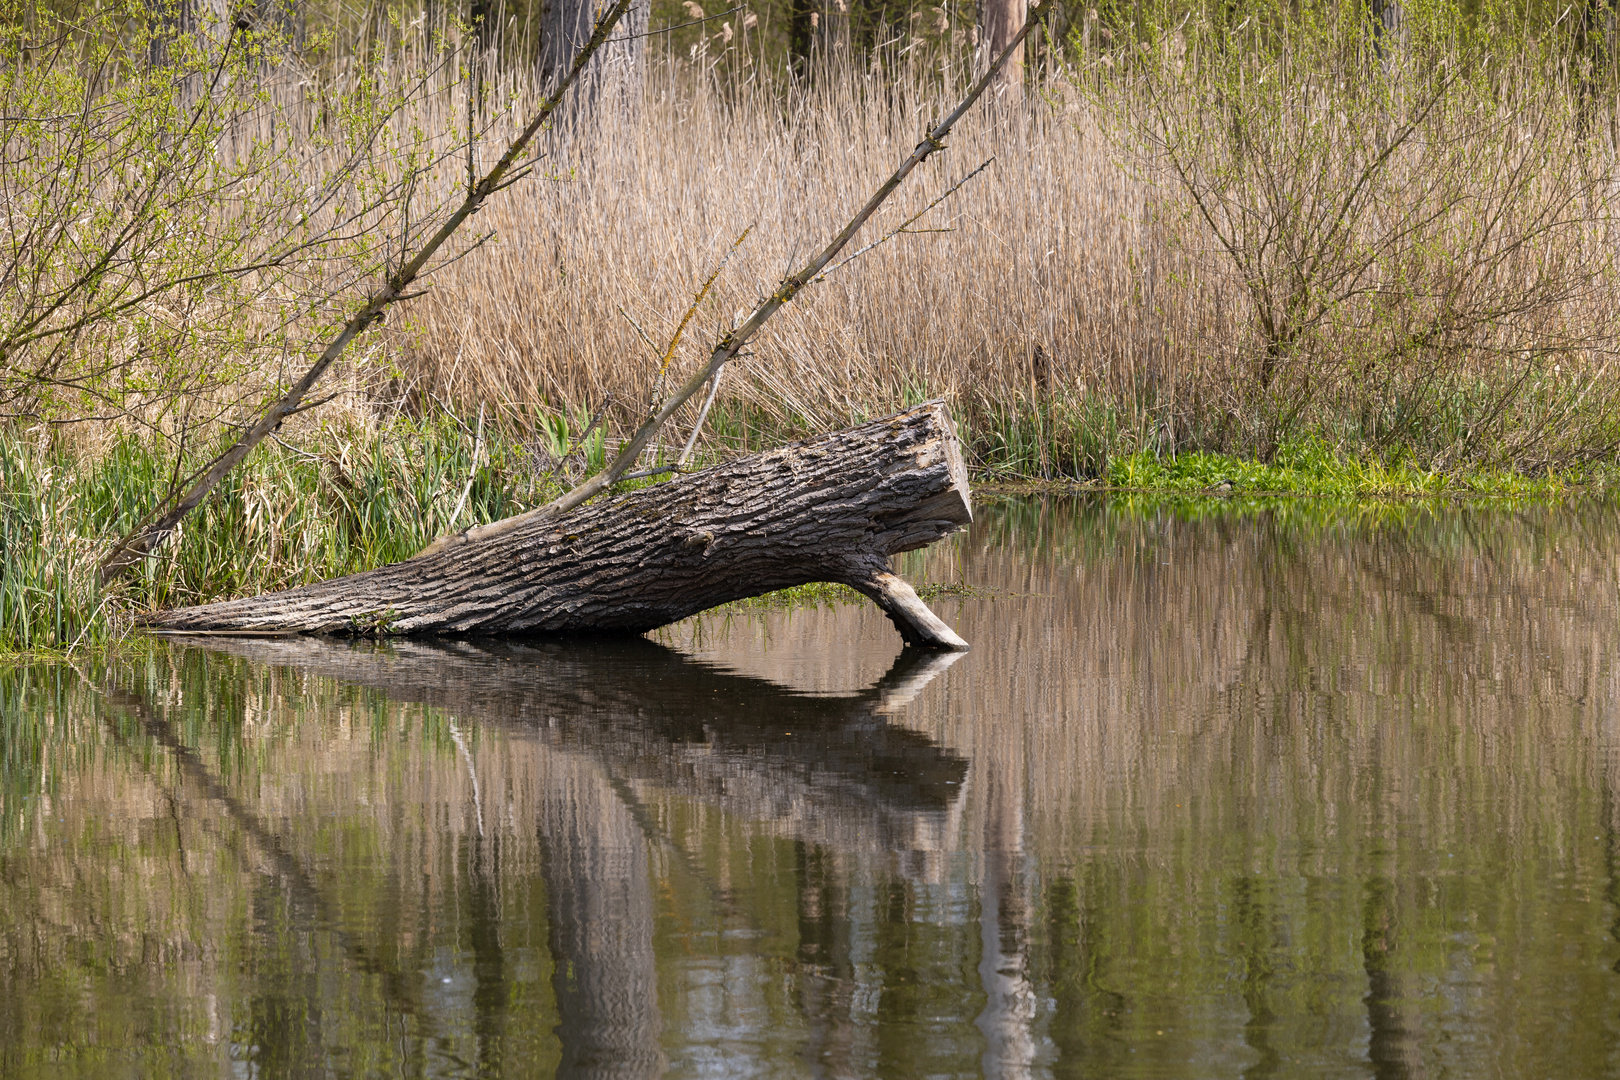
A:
[977, 0, 1024, 105]
[540, 0, 649, 116]
[1577, 0, 1614, 140]
[147, 0, 230, 106]
[1370, 0, 1406, 68]
[142, 401, 974, 649]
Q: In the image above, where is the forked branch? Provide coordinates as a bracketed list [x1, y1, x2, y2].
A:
[98, 0, 638, 584]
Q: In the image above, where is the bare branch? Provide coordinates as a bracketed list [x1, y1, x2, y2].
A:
[813, 157, 994, 282]
[99, 0, 640, 583]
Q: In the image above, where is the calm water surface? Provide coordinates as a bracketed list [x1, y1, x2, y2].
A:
[5, 495, 1620, 1077]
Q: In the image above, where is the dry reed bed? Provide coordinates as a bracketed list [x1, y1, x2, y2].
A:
[395, 59, 1230, 446]
[12, 30, 1616, 471]
[385, 47, 1620, 470]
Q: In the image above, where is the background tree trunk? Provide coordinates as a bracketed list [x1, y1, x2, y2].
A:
[1577, 0, 1614, 140]
[788, 0, 822, 80]
[541, 0, 650, 115]
[976, 0, 1024, 104]
[1370, 0, 1406, 69]
[147, 0, 230, 103]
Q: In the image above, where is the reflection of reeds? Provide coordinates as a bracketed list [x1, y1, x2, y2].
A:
[684, 495, 1620, 1066]
[0, 649, 567, 1066]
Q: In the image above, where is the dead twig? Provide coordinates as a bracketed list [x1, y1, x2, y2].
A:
[648, 226, 752, 414]
[813, 157, 994, 282]
[676, 365, 726, 466]
[445, 402, 486, 531]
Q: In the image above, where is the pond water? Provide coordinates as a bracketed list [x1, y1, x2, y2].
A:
[4, 494, 1620, 1078]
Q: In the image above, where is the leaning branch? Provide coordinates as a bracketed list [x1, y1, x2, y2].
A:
[98, 0, 637, 585]
[439, 0, 1054, 553]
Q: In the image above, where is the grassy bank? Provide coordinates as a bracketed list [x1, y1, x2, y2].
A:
[0, 415, 587, 655]
[0, 403, 1597, 658]
[1100, 445, 1578, 499]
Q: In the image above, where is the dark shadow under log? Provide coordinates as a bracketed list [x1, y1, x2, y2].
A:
[143, 401, 973, 649]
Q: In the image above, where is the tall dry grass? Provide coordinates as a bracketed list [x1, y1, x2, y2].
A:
[387, 22, 1620, 476]
[392, 52, 1227, 471]
[14, 4, 1617, 478]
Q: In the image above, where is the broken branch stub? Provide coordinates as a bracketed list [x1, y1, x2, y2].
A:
[142, 401, 974, 649]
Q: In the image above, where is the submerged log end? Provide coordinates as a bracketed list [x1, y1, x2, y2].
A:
[845, 560, 970, 652]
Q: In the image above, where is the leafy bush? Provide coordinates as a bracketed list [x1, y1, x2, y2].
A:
[1090, 0, 1620, 468]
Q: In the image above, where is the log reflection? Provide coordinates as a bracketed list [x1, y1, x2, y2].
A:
[186, 635, 970, 848]
[178, 634, 970, 1075]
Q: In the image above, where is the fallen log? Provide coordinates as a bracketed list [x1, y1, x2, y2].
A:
[142, 400, 973, 648]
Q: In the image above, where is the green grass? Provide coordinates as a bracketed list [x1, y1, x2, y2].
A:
[681, 579, 988, 623]
[0, 411, 620, 657]
[1103, 441, 1578, 498]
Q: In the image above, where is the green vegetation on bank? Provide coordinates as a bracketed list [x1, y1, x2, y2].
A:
[1, 405, 1603, 659]
[1103, 444, 1578, 498]
[0, 415, 594, 656]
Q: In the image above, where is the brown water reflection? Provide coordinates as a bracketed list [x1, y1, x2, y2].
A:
[4, 494, 1620, 1078]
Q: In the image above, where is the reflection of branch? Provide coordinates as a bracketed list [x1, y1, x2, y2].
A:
[871, 647, 967, 715]
[595, 761, 754, 925]
[448, 718, 486, 838]
[98, 682, 429, 1035]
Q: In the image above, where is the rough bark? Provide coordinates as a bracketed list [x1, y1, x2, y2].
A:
[143, 401, 974, 648]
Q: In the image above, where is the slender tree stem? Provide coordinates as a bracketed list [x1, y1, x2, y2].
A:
[99, 0, 637, 584]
